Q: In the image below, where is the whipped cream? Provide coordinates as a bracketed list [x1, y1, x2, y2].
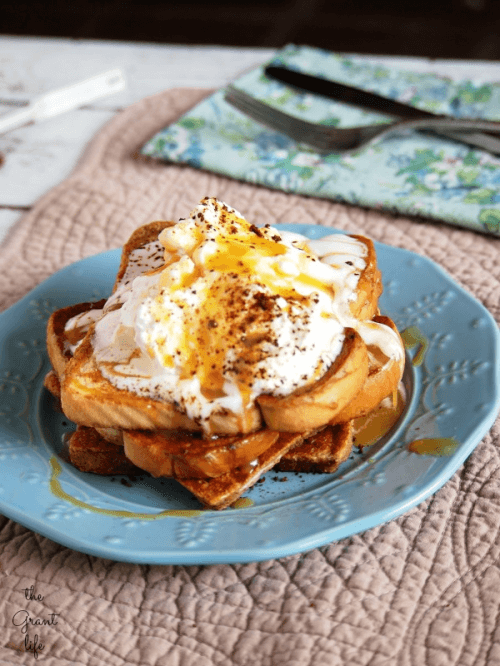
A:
[64, 240, 166, 350]
[64, 308, 103, 354]
[90, 197, 403, 430]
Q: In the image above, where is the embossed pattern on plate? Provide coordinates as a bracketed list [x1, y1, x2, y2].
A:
[0, 224, 499, 564]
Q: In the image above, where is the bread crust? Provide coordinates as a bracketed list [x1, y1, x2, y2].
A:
[69, 426, 140, 475]
[276, 421, 353, 473]
[43, 369, 61, 400]
[46, 299, 106, 378]
[113, 220, 175, 290]
[349, 235, 383, 321]
[329, 316, 405, 424]
[257, 328, 369, 431]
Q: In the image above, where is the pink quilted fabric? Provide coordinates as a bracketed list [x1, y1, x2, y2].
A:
[0, 88, 499, 666]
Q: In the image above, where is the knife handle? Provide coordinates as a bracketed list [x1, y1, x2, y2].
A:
[264, 65, 443, 121]
[0, 106, 35, 134]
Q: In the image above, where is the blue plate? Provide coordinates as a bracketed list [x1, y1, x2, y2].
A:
[0, 224, 499, 564]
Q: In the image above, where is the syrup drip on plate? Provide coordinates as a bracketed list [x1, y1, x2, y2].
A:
[408, 438, 459, 456]
[49, 457, 203, 518]
[401, 326, 428, 367]
[49, 457, 254, 516]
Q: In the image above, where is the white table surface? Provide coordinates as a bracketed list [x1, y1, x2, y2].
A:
[1, 35, 500, 245]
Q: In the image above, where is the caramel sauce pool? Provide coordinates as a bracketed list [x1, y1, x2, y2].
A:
[352, 388, 406, 449]
[408, 438, 459, 456]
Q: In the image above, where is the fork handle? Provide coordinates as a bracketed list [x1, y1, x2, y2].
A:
[430, 129, 500, 155]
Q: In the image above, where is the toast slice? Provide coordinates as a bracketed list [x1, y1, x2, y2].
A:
[61, 324, 367, 435]
[122, 427, 281, 479]
[276, 421, 354, 473]
[177, 431, 309, 510]
[68, 426, 140, 475]
[329, 316, 405, 424]
[60, 330, 203, 431]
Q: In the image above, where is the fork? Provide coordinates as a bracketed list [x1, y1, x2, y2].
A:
[224, 85, 500, 155]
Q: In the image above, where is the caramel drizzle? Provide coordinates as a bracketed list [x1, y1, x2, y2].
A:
[401, 326, 428, 366]
[49, 457, 203, 518]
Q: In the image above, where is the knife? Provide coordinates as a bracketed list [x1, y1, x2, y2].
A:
[264, 64, 500, 154]
[0, 69, 126, 135]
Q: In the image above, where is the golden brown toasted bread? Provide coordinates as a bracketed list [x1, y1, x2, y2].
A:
[46, 299, 106, 379]
[65, 420, 355, 484]
[177, 431, 310, 510]
[61, 323, 370, 435]
[276, 421, 354, 473]
[122, 428, 281, 479]
[329, 315, 405, 424]
[60, 331, 203, 431]
[67, 424, 349, 509]
[348, 235, 383, 321]
[68, 426, 140, 475]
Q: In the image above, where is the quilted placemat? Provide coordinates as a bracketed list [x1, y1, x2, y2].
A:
[142, 44, 500, 237]
[0, 87, 499, 666]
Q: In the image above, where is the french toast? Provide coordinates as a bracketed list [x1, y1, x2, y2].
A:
[60, 424, 353, 509]
[44, 270, 361, 484]
[68, 426, 139, 475]
[276, 422, 354, 473]
[122, 427, 281, 479]
[59, 228, 385, 435]
[61, 320, 369, 434]
[45, 197, 406, 509]
[177, 431, 310, 510]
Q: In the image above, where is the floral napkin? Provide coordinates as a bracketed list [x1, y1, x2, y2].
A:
[141, 44, 500, 236]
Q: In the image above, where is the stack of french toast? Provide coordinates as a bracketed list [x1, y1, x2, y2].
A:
[44, 198, 405, 509]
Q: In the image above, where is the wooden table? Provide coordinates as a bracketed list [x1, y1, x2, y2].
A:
[1, 35, 500, 244]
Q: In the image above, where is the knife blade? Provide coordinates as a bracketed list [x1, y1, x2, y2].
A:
[264, 64, 500, 154]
